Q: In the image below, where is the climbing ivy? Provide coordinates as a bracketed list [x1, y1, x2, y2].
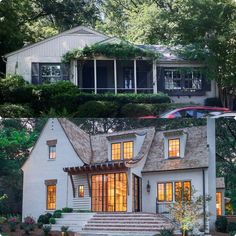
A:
[62, 42, 160, 63]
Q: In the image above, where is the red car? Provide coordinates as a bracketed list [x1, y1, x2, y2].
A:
[159, 106, 230, 118]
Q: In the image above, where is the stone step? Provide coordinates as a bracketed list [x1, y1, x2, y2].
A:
[78, 231, 157, 236]
[88, 220, 167, 224]
[85, 223, 172, 228]
[82, 226, 163, 232]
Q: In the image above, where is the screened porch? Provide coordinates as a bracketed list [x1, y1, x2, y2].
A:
[77, 59, 154, 94]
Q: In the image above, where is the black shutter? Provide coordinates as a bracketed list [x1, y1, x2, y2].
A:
[31, 63, 40, 84]
[202, 74, 211, 91]
[157, 67, 165, 92]
[61, 63, 70, 81]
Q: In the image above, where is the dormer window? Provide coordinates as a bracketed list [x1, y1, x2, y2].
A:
[168, 138, 180, 158]
[111, 141, 134, 161]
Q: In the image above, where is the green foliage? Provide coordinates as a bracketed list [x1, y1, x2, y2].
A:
[61, 225, 69, 232]
[62, 42, 160, 63]
[228, 222, 236, 233]
[53, 210, 62, 218]
[42, 225, 51, 236]
[37, 222, 43, 229]
[159, 227, 174, 236]
[215, 216, 228, 233]
[75, 101, 119, 118]
[62, 207, 73, 213]
[204, 97, 223, 107]
[230, 231, 236, 236]
[37, 213, 52, 224]
[120, 103, 153, 117]
[0, 104, 32, 117]
[49, 217, 56, 224]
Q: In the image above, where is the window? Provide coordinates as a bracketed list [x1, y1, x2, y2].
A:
[164, 68, 202, 91]
[40, 64, 61, 83]
[111, 143, 121, 160]
[111, 141, 134, 160]
[78, 185, 84, 198]
[168, 139, 180, 158]
[123, 141, 133, 159]
[47, 185, 56, 210]
[175, 181, 191, 202]
[157, 182, 173, 202]
[49, 145, 56, 159]
[216, 192, 222, 215]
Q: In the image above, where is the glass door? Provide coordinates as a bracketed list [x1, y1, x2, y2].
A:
[92, 173, 127, 212]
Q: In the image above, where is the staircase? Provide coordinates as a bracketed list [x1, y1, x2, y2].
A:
[81, 212, 175, 235]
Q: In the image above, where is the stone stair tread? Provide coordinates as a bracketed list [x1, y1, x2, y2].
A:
[83, 227, 162, 231]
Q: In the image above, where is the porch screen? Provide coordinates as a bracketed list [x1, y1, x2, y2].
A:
[92, 173, 127, 212]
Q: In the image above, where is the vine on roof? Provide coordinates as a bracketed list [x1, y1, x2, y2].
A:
[62, 42, 160, 63]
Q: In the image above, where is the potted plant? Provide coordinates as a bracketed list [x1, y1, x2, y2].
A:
[61, 226, 69, 236]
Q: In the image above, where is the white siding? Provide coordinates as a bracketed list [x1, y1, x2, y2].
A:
[72, 174, 91, 211]
[6, 33, 107, 83]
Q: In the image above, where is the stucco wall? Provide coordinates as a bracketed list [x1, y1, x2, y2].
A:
[22, 118, 84, 220]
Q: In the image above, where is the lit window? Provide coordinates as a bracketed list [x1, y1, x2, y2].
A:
[216, 192, 222, 215]
[168, 139, 180, 158]
[111, 143, 121, 160]
[47, 185, 56, 210]
[123, 141, 133, 159]
[49, 145, 56, 159]
[175, 181, 191, 202]
[78, 185, 84, 198]
[157, 182, 173, 202]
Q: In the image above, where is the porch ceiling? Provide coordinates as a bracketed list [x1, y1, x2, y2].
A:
[63, 160, 128, 174]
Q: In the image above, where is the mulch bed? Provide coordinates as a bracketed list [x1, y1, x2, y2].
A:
[1, 223, 75, 236]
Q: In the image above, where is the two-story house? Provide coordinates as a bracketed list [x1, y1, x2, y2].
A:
[21, 118, 224, 234]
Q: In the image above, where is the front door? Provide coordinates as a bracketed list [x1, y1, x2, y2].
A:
[132, 174, 141, 212]
[91, 173, 127, 212]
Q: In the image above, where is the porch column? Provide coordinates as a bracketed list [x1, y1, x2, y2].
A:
[153, 60, 157, 94]
[72, 60, 78, 86]
[134, 59, 137, 93]
[94, 59, 97, 94]
[114, 59, 117, 94]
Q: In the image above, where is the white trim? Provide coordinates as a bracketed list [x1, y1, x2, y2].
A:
[114, 59, 117, 94]
[94, 59, 97, 94]
[4, 26, 109, 58]
[153, 60, 157, 94]
[134, 60, 137, 94]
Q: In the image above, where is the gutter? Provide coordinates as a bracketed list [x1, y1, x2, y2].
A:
[202, 168, 206, 232]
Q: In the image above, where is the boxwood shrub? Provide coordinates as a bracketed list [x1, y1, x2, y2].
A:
[62, 207, 73, 213]
[215, 216, 228, 233]
[49, 218, 56, 224]
[228, 222, 236, 233]
[0, 104, 32, 117]
[37, 213, 52, 224]
[53, 210, 62, 218]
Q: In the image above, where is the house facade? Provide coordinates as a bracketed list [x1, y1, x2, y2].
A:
[4, 26, 218, 104]
[22, 118, 223, 232]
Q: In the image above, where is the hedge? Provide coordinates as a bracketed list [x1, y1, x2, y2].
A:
[0, 104, 33, 117]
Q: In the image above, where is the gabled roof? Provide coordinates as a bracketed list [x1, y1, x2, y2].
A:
[143, 126, 208, 172]
[4, 26, 109, 58]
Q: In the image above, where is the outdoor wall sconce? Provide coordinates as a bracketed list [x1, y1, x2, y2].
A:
[147, 180, 151, 193]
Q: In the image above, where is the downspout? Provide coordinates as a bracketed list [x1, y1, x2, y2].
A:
[202, 168, 206, 232]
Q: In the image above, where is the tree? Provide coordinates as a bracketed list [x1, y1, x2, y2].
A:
[0, 118, 46, 214]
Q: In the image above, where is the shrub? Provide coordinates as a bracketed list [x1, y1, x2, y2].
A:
[43, 225, 51, 236]
[7, 217, 19, 232]
[53, 210, 62, 218]
[228, 222, 236, 233]
[49, 218, 56, 224]
[75, 101, 119, 117]
[0, 104, 32, 117]
[215, 216, 228, 232]
[204, 97, 223, 107]
[62, 207, 73, 213]
[24, 216, 35, 225]
[37, 213, 52, 224]
[37, 222, 43, 229]
[120, 103, 153, 117]
[158, 227, 174, 236]
[0, 216, 6, 232]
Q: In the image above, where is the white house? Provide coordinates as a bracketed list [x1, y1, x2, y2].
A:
[22, 118, 224, 234]
[4, 26, 218, 104]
